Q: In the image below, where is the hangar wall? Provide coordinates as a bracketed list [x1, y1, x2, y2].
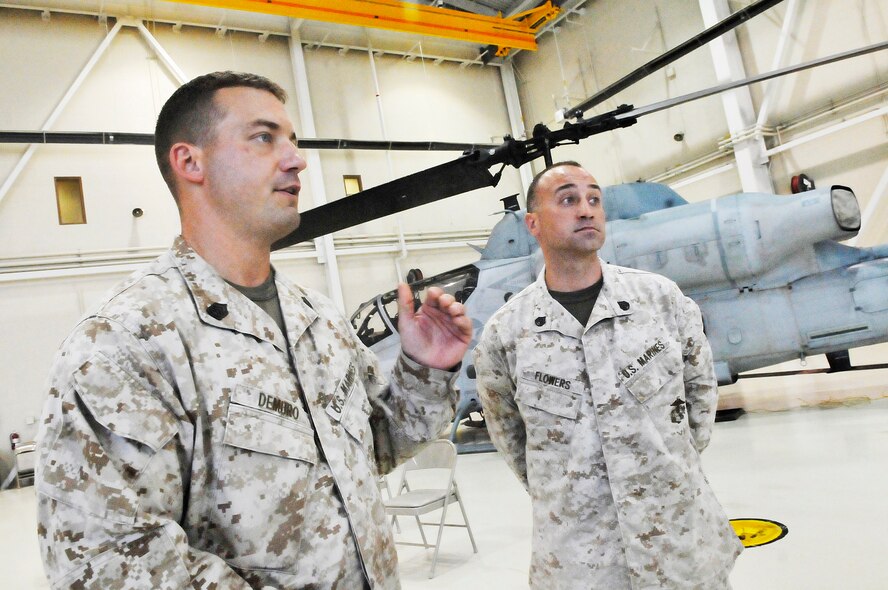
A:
[0, 7, 521, 476]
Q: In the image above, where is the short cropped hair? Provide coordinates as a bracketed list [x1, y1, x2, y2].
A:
[154, 71, 287, 194]
[526, 160, 584, 212]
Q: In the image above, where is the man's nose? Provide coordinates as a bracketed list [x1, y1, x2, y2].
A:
[282, 143, 307, 173]
[578, 198, 597, 217]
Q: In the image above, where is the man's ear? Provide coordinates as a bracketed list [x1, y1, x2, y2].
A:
[525, 211, 540, 239]
[169, 142, 205, 184]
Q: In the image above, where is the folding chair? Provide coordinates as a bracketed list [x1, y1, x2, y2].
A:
[384, 439, 478, 578]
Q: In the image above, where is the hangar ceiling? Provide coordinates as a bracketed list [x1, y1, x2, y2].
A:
[0, 0, 576, 62]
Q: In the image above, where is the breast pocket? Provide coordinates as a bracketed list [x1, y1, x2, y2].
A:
[515, 378, 582, 456]
[223, 404, 318, 463]
[224, 384, 317, 462]
[622, 344, 683, 405]
[516, 378, 582, 420]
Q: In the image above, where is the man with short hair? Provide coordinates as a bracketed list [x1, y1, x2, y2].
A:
[36, 71, 471, 589]
[474, 161, 742, 589]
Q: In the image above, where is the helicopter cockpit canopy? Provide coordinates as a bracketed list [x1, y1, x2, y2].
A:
[350, 264, 480, 348]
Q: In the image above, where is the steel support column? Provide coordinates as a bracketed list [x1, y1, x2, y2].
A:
[288, 21, 346, 313]
[500, 61, 533, 202]
[366, 47, 407, 282]
[754, 0, 799, 130]
[699, 0, 774, 193]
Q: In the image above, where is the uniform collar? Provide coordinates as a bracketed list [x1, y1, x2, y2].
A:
[171, 236, 317, 352]
[530, 263, 634, 338]
[591, 264, 635, 327]
[274, 267, 319, 348]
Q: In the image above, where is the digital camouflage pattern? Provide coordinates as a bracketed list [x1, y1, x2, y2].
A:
[474, 264, 743, 589]
[36, 236, 458, 589]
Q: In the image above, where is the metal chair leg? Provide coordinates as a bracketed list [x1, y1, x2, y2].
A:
[429, 496, 451, 578]
[455, 488, 478, 553]
[415, 514, 429, 547]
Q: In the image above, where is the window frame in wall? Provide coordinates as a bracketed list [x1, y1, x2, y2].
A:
[54, 176, 87, 225]
[343, 175, 363, 196]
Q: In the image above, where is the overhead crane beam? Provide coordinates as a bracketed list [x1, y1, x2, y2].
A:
[166, 0, 559, 52]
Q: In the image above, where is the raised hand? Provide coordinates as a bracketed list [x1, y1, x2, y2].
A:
[397, 283, 472, 370]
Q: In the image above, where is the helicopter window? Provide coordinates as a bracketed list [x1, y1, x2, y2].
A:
[368, 265, 482, 332]
[406, 265, 481, 312]
[350, 266, 481, 346]
[350, 297, 393, 347]
[381, 291, 402, 322]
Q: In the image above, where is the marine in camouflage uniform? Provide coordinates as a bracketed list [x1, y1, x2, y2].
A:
[36, 238, 457, 589]
[36, 72, 471, 589]
[473, 162, 742, 589]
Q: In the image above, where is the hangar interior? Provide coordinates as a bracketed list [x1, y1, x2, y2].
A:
[0, 0, 886, 588]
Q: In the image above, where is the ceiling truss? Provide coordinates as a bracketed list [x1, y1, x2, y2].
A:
[168, 0, 560, 53]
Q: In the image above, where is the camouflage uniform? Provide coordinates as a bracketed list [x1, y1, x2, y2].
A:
[474, 264, 742, 589]
[36, 236, 457, 589]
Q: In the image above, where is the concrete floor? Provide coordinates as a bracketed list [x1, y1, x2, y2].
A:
[3, 397, 887, 589]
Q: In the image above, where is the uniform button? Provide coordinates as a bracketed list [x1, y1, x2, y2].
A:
[618, 301, 630, 311]
[535, 316, 546, 326]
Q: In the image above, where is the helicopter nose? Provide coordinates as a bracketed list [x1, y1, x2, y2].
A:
[831, 186, 860, 232]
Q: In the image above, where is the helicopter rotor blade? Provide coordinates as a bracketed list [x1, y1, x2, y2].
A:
[565, 0, 785, 120]
[271, 154, 499, 249]
[617, 40, 888, 121]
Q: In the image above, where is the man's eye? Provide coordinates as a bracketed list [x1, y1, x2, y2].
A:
[256, 132, 273, 143]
